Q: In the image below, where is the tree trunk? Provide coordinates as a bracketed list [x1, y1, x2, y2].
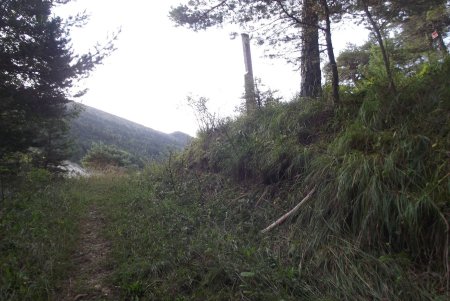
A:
[437, 32, 448, 55]
[300, 0, 322, 98]
[241, 33, 257, 113]
[321, 0, 339, 104]
[361, 0, 396, 93]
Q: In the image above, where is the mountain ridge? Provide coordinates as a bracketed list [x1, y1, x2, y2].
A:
[69, 103, 192, 163]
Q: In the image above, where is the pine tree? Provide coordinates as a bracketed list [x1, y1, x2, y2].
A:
[394, 0, 450, 57]
[344, 0, 450, 89]
[0, 0, 116, 171]
[299, 0, 322, 98]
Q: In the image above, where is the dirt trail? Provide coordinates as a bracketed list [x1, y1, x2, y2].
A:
[60, 206, 115, 301]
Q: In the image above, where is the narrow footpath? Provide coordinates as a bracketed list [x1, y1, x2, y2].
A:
[60, 206, 115, 301]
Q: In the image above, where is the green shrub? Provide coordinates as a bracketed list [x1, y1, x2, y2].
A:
[82, 142, 142, 171]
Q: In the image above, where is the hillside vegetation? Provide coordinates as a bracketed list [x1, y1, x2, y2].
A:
[1, 57, 449, 301]
[2, 1, 449, 299]
[98, 57, 449, 300]
[69, 104, 192, 163]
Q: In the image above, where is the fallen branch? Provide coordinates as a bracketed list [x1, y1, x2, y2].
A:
[261, 188, 316, 234]
[230, 193, 249, 203]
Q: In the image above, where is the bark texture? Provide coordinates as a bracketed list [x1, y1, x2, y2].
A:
[300, 0, 322, 98]
[321, 0, 340, 104]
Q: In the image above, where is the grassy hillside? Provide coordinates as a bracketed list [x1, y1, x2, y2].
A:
[1, 60, 449, 300]
[96, 57, 448, 300]
[68, 104, 192, 162]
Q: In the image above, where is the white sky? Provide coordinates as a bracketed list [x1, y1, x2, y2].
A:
[55, 0, 369, 137]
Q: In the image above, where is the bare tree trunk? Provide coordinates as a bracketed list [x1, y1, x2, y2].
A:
[300, 0, 322, 98]
[362, 0, 396, 93]
[241, 33, 257, 113]
[321, 0, 339, 104]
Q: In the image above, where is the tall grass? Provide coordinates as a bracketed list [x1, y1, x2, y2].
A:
[162, 58, 450, 299]
[0, 170, 88, 300]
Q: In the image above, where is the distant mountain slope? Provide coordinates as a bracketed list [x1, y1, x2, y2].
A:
[69, 104, 192, 162]
[169, 131, 193, 145]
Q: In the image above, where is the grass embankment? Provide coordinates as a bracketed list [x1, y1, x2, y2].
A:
[100, 59, 448, 300]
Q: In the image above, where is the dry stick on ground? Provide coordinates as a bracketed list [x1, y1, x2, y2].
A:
[261, 188, 316, 234]
[255, 188, 269, 208]
[230, 193, 249, 203]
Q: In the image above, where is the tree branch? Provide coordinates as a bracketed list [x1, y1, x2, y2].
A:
[361, 0, 396, 92]
[275, 0, 326, 31]
[204, 0, 228, 16]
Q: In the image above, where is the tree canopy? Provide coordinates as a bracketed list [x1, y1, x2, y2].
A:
[0, 0, 116, 171]
[170, 0, 449, 105]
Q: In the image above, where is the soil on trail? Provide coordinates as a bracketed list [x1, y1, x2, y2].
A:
[60, 206, 116, 301]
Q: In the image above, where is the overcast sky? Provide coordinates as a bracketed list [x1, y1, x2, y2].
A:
[55, 0, 368, 136]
